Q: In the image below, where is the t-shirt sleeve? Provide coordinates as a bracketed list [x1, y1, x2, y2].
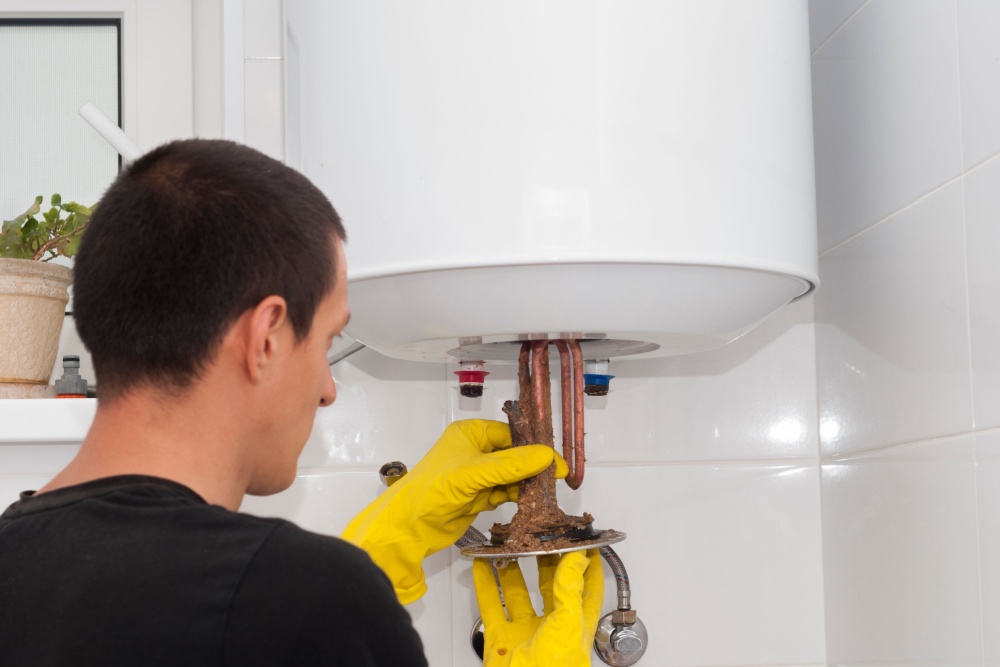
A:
[222, 521, 428, 667]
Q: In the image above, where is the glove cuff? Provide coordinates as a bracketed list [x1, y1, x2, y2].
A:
[349, 531, 430, 605]
[395, 578, 428, 606]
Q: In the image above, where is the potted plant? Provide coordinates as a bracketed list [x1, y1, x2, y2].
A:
[0, 195, 93, 398]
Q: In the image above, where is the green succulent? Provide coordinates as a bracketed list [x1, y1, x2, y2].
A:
[1, 194, 94, 261]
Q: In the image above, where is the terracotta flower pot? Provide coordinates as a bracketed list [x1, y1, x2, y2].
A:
[0, 258, 72, 397]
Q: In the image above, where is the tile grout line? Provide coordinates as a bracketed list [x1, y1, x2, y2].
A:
[297, 457, 822, 475]
[951, 0, 976, 438]
[807, 271, 832, 662]
[951, 2, 988, 657]
[587, 458, 818, 467]
[442, 357, 458, 667]
[819, 151, 1000, 260]
[818, 171, 966, 258]
[447, 526, 457, 667]
[821, 426, 997, 463]
[811, 0, 873, 57]
[961, 148, 1000, 176]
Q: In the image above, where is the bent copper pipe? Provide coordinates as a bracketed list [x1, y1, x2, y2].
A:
[567, 340, 585, 489]
[553, 340, 585, 489]
[553, 341, 574, 479]
[518, 341, 531, 379]
[522, 339, 585, 489]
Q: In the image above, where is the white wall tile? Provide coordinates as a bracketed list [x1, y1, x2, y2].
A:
[811, 0, 963, 251]
[0, 475, 51, 509]
[135, 0, 194, 150]
[451, 463, 826, 667]
[193, 0, 225, 138]
[829, 663, 980, 667]
[816, 181, 973, 456]
[243, 0, 282, 58]
[450, 297, 818, 464]
[222, 0, 246, 142]
[978, 431, 1000, 666]
[963, 156, 1000, 429]
[0, 445, 77, 476]
[240, 470, 375, 536]
[299, 349, 448, 469]
[243, 60, 284, 161]
[808, 0, 867, 52]
[958, 0, 1000, 169]
[595, 297, 818, 463]
[822, 436, 982, 665]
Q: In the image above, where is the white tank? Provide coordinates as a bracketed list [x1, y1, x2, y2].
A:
[285, 0, 817, 362]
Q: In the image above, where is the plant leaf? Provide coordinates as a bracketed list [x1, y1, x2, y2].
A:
[1, 195, 93, 260]
[21, 218, 38, 238]
[2, 195, 43, 227]
[64, 233, 83, 257]
[0, 224, 23, 257]
[53, 211, 70, 237]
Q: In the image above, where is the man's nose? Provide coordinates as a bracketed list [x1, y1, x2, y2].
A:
[319, 372, 336, 407]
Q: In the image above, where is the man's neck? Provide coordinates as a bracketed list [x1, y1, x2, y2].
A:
[39, 386, 252, 511]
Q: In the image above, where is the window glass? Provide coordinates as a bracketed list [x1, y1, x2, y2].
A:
[0, 20, 120, 226]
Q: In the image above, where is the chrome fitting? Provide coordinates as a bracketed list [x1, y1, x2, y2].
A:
[378, 461, 408, 487]
[611, 609, 637, 625]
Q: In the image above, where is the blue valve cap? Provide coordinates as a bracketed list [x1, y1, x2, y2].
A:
[583, 373, 615, 397]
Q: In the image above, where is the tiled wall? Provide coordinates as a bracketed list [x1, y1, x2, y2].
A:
[242, 295, 826, 667]
[810, 0, 1000, 665]
[14, 1, 1000, 666]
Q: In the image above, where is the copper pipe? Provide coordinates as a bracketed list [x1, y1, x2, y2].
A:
[566, 340, 585, 489]
[517, 340, 532, 434]
[518, 341, 531, 377]
[531, 340, 549, 435]
[553, 340, 573, 473]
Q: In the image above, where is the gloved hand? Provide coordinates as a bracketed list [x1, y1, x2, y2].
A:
[473, 549, 604, 667]
[342, 419, 568, 604]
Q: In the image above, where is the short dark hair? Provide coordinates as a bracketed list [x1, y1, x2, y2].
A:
[73, 139, 346, 401]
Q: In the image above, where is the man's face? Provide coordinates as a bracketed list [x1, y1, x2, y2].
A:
[248, 237, 350, 495]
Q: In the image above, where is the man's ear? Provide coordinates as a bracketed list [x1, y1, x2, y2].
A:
[246, 295, 289, 382]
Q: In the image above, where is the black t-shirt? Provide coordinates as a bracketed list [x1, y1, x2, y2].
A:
[0, 475, 428, 666]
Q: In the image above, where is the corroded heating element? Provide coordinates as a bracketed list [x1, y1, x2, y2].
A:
[508, 340, 562, 530]
[457, 339, 625, 558]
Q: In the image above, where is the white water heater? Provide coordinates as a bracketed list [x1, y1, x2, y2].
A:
[285, 1, 817, 362]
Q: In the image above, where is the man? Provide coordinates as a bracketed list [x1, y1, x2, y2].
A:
[0, 139, 601, 666]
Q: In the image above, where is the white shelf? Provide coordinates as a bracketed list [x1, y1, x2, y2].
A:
[0, 398, 96, 443]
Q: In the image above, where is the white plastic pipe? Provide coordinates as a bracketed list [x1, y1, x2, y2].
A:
[78, 102, 141, 163]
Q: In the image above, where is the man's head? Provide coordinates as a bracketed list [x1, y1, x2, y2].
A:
[73, 139, 347, 402]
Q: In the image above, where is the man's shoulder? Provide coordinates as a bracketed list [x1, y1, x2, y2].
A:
[247, 517, 377, 573]
[224, 518, 428, 666]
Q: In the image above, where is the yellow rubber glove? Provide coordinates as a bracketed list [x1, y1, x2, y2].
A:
[473, 549, 604, 667]
[342, 419, 568, 604]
